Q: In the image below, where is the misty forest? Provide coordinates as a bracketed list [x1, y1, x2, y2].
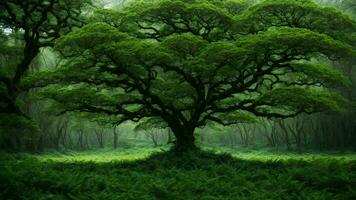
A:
[1, 0, 356, 199]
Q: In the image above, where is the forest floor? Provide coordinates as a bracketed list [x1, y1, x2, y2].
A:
[1, 147, 356, 200]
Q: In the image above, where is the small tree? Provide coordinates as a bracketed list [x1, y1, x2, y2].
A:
[28, 0, 355, 152]
[234, 123, 256, 147]
[134, 117, 169, 147]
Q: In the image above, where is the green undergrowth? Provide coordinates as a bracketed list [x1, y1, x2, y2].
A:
[1, 149, 356, 200]
[209, 146, 356, 161]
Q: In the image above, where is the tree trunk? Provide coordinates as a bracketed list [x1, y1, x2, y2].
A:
[278, 120, 291, 151]
[85, 133, 89, 149]
[200, 132, 204, 144]
[67, 132, 73, 149]
[167, 129, 174, 144]
[113, 127, 118, 149]
[37, 135, 44, 152]
[145, 131, 159, 147]
[95, 129, 104, 148]
[173, 128, 197, 152]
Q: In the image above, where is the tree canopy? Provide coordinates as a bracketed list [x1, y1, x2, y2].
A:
[26, 0, 356, 152]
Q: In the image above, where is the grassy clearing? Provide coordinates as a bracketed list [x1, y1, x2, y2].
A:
[210, 146, 356, 162]
[35, 148, 159, 163]
[1, 148, 356, 200]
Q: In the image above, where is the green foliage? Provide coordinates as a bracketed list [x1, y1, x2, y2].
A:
[211, 110, 258, 125]
[0, 0, 92, 31]
[257, 87, 346, 113]
[57, 22, 130, 51]
[240, 0, 356, 45]
[122, 0, 242, 41]
[91, 8, 129, 29]
[1, 150, 355, 199]
[134, 117, 168, 132]
[0, 114, 37, 131]
[23, 0, 356, 150]
[27, 23, 353, 121]
[289, 61, 351, 87]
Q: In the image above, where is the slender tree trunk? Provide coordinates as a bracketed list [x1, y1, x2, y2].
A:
[67, 132, 73, 149]
[200, 132, 204, 144]
[113, 127, 118, 149]
[62, 124, 68, 150]
[77, 130, 84, 150]
[37, 135, 44, 152]
[278, 120, 291, 151]
[85, 133, 89, 149]
[95, 129, 104, 148]
[167, 129, 174, 144]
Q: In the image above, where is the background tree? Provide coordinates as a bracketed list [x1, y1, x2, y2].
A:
[0, 0, 91, 116]
[27, 0, 355, 152]
[134, 118, 170, 147]
[112, 125, 120, 149]
[0, 0, 92, 150]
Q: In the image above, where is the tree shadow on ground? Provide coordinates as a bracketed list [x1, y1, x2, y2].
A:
[1, 150, 356, 200]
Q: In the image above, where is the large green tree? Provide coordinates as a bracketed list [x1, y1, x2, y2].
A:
[28, 0, 355, 152]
